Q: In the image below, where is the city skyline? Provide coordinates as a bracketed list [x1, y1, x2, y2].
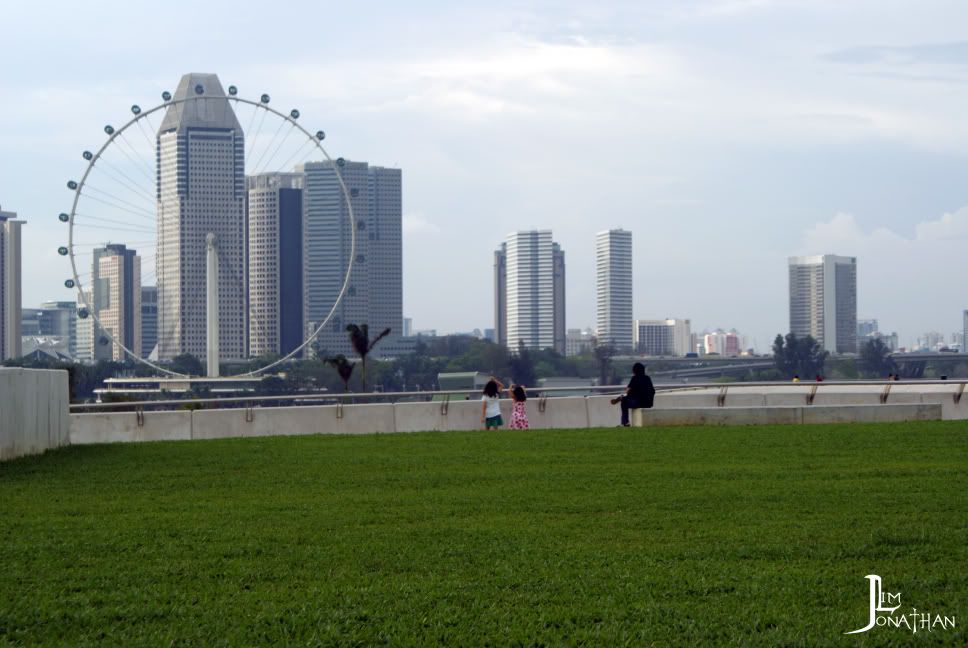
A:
[3, 2, 968, 351]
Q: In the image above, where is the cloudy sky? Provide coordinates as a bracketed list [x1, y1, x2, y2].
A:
[3, 0, 967, 351]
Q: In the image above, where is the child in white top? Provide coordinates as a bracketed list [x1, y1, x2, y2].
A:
[480, 377, 504, 429]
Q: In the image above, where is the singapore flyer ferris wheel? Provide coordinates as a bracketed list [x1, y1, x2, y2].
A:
[60, 73, 355, 378]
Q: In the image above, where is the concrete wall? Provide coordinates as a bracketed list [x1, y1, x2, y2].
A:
[632, 403, 941, 427]
[67, 384, 964, 445]
[0, 368, 70, 461]
[70, 410, 192, 444]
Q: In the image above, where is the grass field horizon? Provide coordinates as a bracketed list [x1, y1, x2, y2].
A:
[1, 421, 965, 645]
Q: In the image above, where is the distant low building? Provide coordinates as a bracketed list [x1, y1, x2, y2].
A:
[536, 377, 595, 396]
[21, 337, 73, 361]
[39, 301, 77, 356]
[436, 371, 490, 399]
[916, 331, 945, 352]
[635, 319, 691, 356]
[565, 328, 596, 356]
[858, 330, 898, 352]
[704, 329, 741, 357]
[857, 319, 878, 339]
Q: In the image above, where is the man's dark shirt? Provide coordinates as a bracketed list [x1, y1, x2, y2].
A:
[627, 374, 656, 408]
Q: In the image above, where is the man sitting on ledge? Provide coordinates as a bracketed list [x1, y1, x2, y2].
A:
[610, 362, 656, 427]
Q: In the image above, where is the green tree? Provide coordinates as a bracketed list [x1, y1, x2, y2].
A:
[171, 353, 203, 376]
[594, 343, 617, 385]
[772, 333, 828, 379]
[508, 340, 537, 386]
[346, 324, 392, 391]
[325, 354, 356, 392]
[859, 338, 896, 378]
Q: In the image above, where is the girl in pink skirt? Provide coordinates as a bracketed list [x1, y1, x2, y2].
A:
[508, 384, 530, 429]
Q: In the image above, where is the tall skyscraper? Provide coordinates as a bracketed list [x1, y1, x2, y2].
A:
[596, 229, 632, 352]
[0, 207, 23, 361]
[498, 230, 565, 353]
[552, 243, 566, 355]
[246, 172, 304, 357]
[92, 244, 141, 362]
[299, 160, 402, 357]
[156, 73, 245, 362]
[367, 165, 403, 350]
[141, 287, 157, 359]
[494, 243, 507, 346]
[963, 310, 967, 352]
[788, 254, 857, 353]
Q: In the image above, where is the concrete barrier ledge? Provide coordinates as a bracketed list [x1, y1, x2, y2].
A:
[632, 403, 942, 427]
[67, 398, 948, 444]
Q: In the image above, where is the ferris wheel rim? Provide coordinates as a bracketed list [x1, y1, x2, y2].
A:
[66, 90, 357, 378]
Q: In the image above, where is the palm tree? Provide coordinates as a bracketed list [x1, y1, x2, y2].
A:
[346, 324, 392, 391]
[325, 354, 356, 392]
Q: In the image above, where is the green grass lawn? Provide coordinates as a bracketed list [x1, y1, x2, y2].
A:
[1, 421, 966, 646]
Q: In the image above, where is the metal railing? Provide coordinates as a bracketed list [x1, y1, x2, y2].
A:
[68, 379, 968, 413]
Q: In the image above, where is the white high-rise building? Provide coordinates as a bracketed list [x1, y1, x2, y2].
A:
[156, 73, 245, 362]
[246, 172, 304, 357]
[788, 255, 857, 354]
[299, 160, 402, 357]
[596, 229, 632, 352]
[0, 207, 24, 361]
[500, 230, 565, 353]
